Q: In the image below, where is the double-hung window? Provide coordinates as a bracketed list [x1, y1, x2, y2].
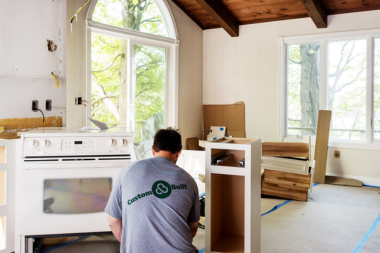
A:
[86, 0, 178, 142]
[280, 29, 380, 147]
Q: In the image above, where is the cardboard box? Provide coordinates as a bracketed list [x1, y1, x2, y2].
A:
[203, 102, 245, 140]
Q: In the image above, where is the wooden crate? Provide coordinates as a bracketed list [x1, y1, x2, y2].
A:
[261, 169, 312, 202]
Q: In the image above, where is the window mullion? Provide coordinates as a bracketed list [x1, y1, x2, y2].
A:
[366, 36, 374, 143]
[320, 40, 327, 110]
[278, 38, 286, 141]
[127, 39, 134, 133]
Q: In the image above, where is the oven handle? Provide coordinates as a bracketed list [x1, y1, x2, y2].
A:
[22, 161, 130, 170]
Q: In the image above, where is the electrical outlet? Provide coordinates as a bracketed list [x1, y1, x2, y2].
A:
[334, 150, 340, 159]
[75, 97, 82, 105]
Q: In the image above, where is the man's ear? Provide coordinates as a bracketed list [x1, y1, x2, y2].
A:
[176, 149, 182, 158]
[152, 145, 156, 156]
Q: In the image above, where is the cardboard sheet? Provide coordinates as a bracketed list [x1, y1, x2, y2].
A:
[203, 102, 245, 140]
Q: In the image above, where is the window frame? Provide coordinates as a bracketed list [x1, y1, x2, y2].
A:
[85, 0, 179, 133]
[279, 28, 380, 150]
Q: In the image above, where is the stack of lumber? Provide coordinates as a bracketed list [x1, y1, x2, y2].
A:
[261, 140, 315, 202]
[261, 168, 313, 202]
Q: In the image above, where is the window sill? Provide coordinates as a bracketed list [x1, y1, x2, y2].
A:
[283, 136, 380, 151]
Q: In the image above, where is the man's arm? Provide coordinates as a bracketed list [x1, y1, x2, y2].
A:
[108, 215, 122, 242]
[187, 221, 198, 238]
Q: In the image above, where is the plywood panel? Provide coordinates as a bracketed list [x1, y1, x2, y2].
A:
[211, 174, 245, 251]
[203, 103, 245, 140]
[314, 110, 331, 184]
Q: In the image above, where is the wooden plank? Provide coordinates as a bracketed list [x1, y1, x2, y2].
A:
[195, 0, 239, 37]
[313, 110, 332, 184]
[171, 0, 205, 29]
[300, 0, 327, 28]
[0, 116, 63, 131]
[262, 169, 311, 201]
[262, 142, 309, 158]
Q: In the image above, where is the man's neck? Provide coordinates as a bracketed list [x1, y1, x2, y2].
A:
[154, 151, 177, 164]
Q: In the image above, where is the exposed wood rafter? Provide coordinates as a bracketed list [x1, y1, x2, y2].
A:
[300, 0, 327, 28]
[171, 0, 205, 30]
[195, 0, 239, 37]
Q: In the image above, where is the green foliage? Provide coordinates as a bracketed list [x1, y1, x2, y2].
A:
[90, 0, 168, 140]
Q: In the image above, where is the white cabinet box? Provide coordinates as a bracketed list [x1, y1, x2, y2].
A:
[205, 138, 261, 253]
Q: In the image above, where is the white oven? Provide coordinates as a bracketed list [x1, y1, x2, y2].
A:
[15, 128, 134, 253]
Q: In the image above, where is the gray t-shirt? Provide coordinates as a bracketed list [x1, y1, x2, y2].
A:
[105, 157, 200, 253]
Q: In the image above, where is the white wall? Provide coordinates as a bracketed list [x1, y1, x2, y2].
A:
[203, 10, 380, 185]
[0, 0, 66, 124]
[167, 1, 203, 148]
[66, 0, 204, 147]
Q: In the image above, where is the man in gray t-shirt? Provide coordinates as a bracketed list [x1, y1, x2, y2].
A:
[105, 128, 200, 253]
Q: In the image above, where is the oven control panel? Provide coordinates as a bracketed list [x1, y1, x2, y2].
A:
[23, 136, 133, 156]
[62, 138, 96, 151]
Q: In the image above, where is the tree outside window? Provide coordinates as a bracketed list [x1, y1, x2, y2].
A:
[90, 0, 170, 142]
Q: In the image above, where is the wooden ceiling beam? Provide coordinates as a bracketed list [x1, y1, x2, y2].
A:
[195, 0, 239, 37]
[300, 0, 327, 28]
[171, 0, 205, 30]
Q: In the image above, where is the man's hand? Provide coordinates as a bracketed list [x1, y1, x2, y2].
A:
[187, 221, 198, 238]
[108, 215, 122, 242]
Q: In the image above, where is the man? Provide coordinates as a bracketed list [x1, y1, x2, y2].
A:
[105, 128, 200, 253]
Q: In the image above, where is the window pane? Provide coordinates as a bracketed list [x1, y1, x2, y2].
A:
[92, 0, 168, 37]
[327, 40, 366, 140]
[91, 33, 128, 127]
[287, 44, 320, 136]
[0, 216, 5, 250]
[43, 178, 112, 214]
[375, 39, 380, 139]
[133, 44, 165, 142]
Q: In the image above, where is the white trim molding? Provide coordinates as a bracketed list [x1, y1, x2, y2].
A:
[85, 0, 179, 131]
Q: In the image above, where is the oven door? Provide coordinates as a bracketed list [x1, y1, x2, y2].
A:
[18, 159, 130, 236]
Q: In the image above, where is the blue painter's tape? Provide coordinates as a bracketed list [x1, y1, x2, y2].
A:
[199, 248, 205, 253]
[313, 183, 319, 187]
[41, 236, 91, 253]
[220, 127, 224, 131]
[199, 192, 205, 197]
[352, 213, 380, 253]
[363, 184, 380, 188]
[261, 200, 292, 217]
[213, 137, 217, 140]
[225, 135, 230, 137]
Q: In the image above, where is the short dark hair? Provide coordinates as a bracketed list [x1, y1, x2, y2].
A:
[153, 127, 182, 154]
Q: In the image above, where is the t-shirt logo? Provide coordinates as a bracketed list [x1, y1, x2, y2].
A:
[152, 180, 172, 199]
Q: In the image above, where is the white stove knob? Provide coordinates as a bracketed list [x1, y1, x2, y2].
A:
[117, 138, 128, 147]
[29, 139, 39, 148]
[42, 139, 51, 148]
[107, 138, 117, 147]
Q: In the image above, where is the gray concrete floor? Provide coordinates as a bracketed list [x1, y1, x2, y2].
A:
[40, 184, 380, 252]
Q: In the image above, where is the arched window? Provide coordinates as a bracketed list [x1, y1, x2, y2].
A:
[86, 0, 178, 142]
